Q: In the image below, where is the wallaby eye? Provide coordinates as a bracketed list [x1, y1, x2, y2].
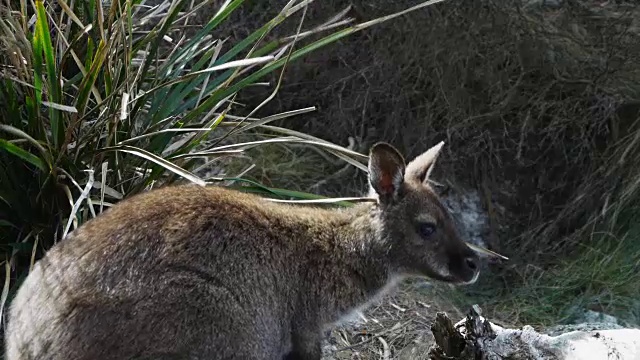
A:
[418, 223, 436, 238]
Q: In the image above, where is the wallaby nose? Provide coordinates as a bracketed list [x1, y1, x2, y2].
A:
[465, 257, 477, 271]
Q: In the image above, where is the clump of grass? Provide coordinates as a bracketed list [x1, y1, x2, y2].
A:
[504, 207, 640, 328]
[0, 0, 339, 311]
[435, 203, 640, 329]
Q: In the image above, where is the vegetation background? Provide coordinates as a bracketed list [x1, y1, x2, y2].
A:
[1, 0, 639, 358]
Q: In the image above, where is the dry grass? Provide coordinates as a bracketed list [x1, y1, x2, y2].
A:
[193, 0, 640, 340]
[465, 204, 640, 328]
[321, 281, 472, 360]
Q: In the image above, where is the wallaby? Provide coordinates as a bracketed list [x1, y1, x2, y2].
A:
[5, 141, 480, 360]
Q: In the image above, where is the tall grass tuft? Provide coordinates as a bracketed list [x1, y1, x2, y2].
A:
[0, 0, 451, 338]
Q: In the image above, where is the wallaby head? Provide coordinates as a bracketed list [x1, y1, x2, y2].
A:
[367, 141, 480, 285]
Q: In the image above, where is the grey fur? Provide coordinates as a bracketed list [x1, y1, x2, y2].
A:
[5, 142, 480, 360]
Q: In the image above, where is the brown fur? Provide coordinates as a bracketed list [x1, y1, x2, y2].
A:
[5, 142, 479, 360]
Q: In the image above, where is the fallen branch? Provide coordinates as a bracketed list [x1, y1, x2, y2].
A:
[429, 305, 640, 360]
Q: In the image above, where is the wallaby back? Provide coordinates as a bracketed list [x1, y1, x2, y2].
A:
[5, 142, 480, 360]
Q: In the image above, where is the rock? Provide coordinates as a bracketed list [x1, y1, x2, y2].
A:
[545, 322, 624, 337]
[580, 310, 619, 325]
[543, 308, 624, 336]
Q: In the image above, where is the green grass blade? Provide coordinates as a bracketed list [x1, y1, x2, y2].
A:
[131, 55, 275, 106]
[223, 179, 356, 207]
[74, 39, 108, 118]
[34, 0, 63, 148]
[192, 131, 368, 171]
[228, 122, 369, 170]
[116, 128, 223, 146]
[30, 20, 44, 110]
[0, 139, 47, 172]
[156, 43, 223, 116]
[167, 111, 228, 158]
[167, 0, 246, 65]
[0, 220, 16, 228]
[0, 124, 52, 167]
[231, 107, 316, 135]
[100, 145, 206, 187]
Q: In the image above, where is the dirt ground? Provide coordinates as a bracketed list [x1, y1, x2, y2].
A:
[319, 280, 472, 360]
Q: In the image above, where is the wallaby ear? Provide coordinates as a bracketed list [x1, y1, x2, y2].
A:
[368, 142, 406, 203]
[404, 141, 445, 185]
